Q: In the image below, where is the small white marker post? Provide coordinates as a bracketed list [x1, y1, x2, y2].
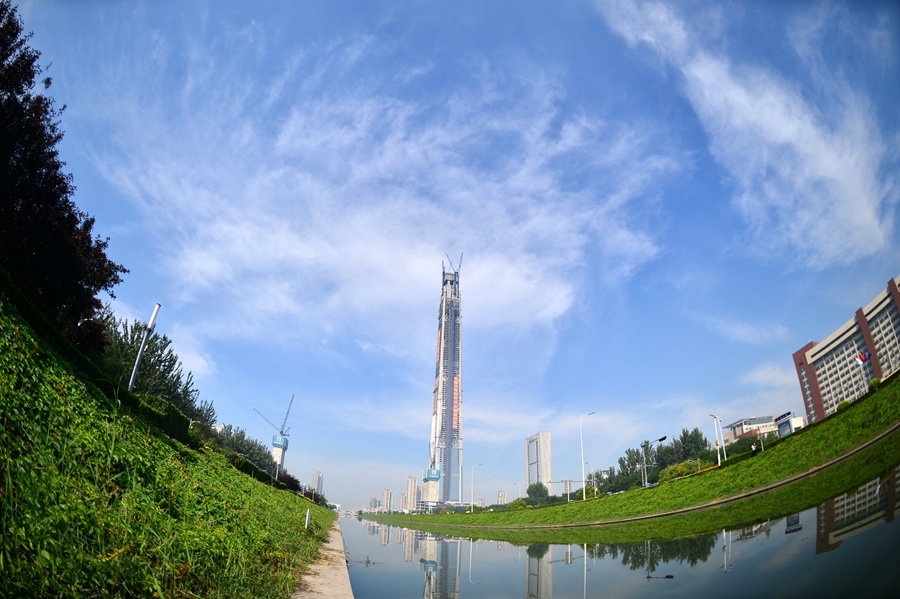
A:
[305, 508, 311, 529]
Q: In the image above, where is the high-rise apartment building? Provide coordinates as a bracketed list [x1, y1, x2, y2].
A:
[497, 490, 507, 505]
[424, 262, 464, 504]
[382, 488, 392, 512]
[525, 432, 553, 495]
[793, 275, 900, 422]
[407, 476, 418, 511]
[312, 470, 324, 495]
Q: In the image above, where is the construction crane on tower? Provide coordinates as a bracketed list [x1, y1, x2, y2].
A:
[254, 394, 294, 479]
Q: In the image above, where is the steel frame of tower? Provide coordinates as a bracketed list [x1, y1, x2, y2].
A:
[428, 264, 463, 504]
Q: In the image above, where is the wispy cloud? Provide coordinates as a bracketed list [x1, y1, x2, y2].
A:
[739, 363, 796, 388]
[82, 22, 678, 363]
[695, 314, 787, 344]
[595, 0, 898, 268]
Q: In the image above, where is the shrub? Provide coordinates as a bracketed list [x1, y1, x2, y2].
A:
[869, 378, 881, 392]
[837, 400, 851, 412]
[508, 498, 527, 510]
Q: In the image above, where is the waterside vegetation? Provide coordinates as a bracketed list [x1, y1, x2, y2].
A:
[372, 370, 900, 532]
[0, 284, 333, 597]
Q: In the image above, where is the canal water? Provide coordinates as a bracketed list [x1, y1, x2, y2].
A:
[343, 469, 900, 598]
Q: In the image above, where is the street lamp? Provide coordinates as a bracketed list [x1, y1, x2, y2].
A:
[641, 436, 666, 488]
[470, 463, 483, 508]
[585, 462, 595, 498]
[513, 482, 521, 499]
[710, 414, 727, 464]
[579, 412, 595, 501]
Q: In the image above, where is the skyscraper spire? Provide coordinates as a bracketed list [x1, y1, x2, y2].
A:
[423, 261, 463, 505]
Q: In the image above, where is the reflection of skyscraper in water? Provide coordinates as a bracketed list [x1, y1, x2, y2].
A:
[421, 539, 460, 599]
[816, 465, 898, 554]
[380, 525, 391, 546]
[424, 263, 463, 505]
[525, 545, 553, 599]
[400, 529, 416, 562]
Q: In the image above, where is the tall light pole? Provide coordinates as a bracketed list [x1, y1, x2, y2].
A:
[513, 482, 521, 499]
[470, 463, 483, 507]
[641, 436, 666, 487]
[579, 412, 595, 501]
[710, 414, 723, 466]
[585, 462, 595, 498]
[128, 303, 161, 392]
[719, 417, 728, 460]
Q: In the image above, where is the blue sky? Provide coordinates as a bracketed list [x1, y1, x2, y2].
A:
[21, 0, 899, 510]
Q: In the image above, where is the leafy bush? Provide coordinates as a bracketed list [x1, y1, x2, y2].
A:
[837, 400, 851, 412]
[870, 378, 881, 392]
[508, 498, 527, 510]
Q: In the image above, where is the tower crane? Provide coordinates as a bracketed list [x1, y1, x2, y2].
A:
[254, 394, 294, 479]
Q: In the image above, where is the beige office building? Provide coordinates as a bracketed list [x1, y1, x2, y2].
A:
[793, 275, 900, 422]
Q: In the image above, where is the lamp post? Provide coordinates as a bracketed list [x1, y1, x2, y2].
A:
[641, 436, 667, 488]
[579, 412, 595, 501]
[585, 462, 595, 498]
[470, 463, 483, 508]
[719, 417, 728, 460]
[710, 414, 722, 466]
[513, 482, 521, 499]
[128, 303, 161, 392]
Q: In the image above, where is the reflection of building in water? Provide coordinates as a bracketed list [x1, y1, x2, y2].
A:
[498, 541, 507, 551]
[525, 545, 553, 599]
[420, 538, 460, 599]
[380, 525, 391, 546]
[366, 522, 378, 536]
[817, 466, 898, 554]
[733, 519, 774, 541]
[401, 529, 416, 562]
[785, 512, 802, 534]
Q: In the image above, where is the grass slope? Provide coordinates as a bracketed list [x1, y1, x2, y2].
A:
[373, 425, 900, 545]
[376, 373, 900, 531]
[0, 292, 333, 598]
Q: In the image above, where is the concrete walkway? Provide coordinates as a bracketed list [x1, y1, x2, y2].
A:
[292, 517, 354, 599]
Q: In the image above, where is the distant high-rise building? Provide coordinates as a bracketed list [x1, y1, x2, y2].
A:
[498, 490, 507, 505]
[398, 493, 407, 511]
[382, 488, 393, 512]
[425, 262, 464, 504]
[793, 275, 900, 422]
[312, 470, 324, 495]
[407, 476, 418, 511]
[525, 432, 553, 494]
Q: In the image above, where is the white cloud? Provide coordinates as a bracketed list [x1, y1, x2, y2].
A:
[85, 28, 677, 361]
[739, 363, 796, 388]
[696, 314, 788, 344]
[595, 0, 898, 267]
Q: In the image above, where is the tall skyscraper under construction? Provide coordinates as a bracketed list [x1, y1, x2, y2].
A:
[423, 260, 463, 505]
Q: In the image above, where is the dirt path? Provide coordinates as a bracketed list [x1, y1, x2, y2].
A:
[291, 518, 354, 598]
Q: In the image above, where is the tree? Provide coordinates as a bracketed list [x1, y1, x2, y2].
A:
[0, 1, 127, 354]
[526, 482, 549, 498]
[215, 424, 277, 476]
[99, 309, 216, 427]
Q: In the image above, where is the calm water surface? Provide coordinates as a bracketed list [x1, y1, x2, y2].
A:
[343, 470, 900, 598]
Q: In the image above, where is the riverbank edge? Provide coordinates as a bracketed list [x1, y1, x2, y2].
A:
[292, 517, 355, 598]
[374, 417, 900, 532]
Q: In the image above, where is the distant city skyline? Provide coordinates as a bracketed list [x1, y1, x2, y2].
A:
[22, 1, 900, 509]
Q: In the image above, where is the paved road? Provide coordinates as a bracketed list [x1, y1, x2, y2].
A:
[292, 517, 354, 598]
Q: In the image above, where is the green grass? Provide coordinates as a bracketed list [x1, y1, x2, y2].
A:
[372, 423, 900, 545]
[0, 293, 334, 598]
[373, 372, 900, 532]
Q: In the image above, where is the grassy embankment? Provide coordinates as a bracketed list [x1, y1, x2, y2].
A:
[0, 287, 333, 598]
[373, 423, 900, 545]
[374, 372, 900, 533]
